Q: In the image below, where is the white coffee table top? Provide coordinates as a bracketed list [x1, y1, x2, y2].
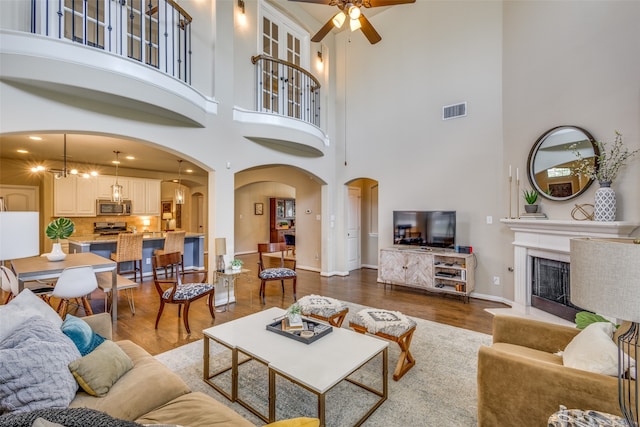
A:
[203, 307, 388, 393]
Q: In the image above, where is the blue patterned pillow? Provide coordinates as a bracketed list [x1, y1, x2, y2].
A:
[61, 315, 105, 357]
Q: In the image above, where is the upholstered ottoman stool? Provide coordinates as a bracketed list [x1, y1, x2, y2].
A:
[349, 308, 417, 381]
[297, 294, 349, 327]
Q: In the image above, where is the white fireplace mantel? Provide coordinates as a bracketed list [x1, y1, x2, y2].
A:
[499, 219, 640, 321]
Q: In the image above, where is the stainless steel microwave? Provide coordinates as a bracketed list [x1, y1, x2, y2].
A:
[96, 199, 132, 216]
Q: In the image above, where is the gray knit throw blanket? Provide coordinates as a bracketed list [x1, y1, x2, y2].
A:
[0, 408, 144, 427]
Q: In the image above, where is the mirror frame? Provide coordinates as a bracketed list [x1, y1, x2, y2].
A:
[527, 125, 599, 201]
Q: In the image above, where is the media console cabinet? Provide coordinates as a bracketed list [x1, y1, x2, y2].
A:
[378, 247, 475, 302]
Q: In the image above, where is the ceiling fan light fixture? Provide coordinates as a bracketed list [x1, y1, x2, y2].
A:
[348, 5, 361, 20]
[332, 11, 346, 28]
[350, 16, 362, 32]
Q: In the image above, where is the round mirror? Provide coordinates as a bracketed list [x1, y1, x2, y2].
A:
[527, 126, 599, 201]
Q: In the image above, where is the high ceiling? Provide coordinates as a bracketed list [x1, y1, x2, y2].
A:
[0, 133, 206, 181]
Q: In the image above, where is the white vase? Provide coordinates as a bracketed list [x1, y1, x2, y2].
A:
[47, 242, 66, 261]
[594, 181, 616, 221]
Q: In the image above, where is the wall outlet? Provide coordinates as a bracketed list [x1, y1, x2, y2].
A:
[146, 258, 151, 265]
[492, 276, 500, 285]
[486, 215, 493, 224]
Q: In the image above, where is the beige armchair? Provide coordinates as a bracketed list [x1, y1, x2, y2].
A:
[477, 315, 625, 427]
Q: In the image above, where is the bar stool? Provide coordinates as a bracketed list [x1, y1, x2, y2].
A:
[110, 233, 144, 282]
[153, 230, 185, 276]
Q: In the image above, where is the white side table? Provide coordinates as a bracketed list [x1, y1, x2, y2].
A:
[214, 268, 249, 312]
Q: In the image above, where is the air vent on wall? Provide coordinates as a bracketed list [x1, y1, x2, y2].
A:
[442, 102, 467, 120]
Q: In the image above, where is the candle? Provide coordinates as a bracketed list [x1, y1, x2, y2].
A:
[509, 165, 512, 178]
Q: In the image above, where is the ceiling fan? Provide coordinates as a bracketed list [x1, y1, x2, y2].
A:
[290, 0, 415, 45]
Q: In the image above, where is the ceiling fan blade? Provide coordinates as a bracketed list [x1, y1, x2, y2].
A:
[364, 0, 416, 7]
[311, 18, 337, 42]
[358, 14, 382, 44]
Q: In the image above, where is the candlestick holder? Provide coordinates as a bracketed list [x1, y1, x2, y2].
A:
[508, 176, 513, 219]
[516, 178, 520, 219]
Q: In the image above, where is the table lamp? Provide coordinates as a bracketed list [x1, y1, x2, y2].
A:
[215, 237, 226, 273]
[0, 212, 40, 262]
[162, 213, 172, 231]
[570, 237, 640, 427]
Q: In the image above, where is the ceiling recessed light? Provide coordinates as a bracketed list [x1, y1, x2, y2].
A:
[17, 149, 29, 154]
[126, 156, 135, 160]
[28, 136, 42, 141]
[111, 160, 120, 164]
[186, 169, 193, 173]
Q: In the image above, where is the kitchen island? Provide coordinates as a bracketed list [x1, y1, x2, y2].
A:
[68, 232, 205, 278]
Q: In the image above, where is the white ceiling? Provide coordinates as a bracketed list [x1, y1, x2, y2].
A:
[0, 133, 205, 180]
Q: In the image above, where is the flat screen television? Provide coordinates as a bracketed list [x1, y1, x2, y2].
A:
[393, 211, 456, 249]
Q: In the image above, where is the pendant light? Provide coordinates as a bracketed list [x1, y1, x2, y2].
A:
[111, 151, 123, 203]
[175, 160, 185, 205]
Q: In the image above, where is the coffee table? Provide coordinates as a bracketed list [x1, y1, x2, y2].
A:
[203, 307, 388, 426]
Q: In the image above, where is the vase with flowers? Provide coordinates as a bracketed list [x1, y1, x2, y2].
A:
[571, 131, 639, 221]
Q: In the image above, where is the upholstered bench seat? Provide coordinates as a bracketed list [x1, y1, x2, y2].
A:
[350, 308, 417, 381]
[297, 294, 349, 327]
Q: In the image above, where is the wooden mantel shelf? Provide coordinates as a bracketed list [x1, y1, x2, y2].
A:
[500, 218, 640, 238]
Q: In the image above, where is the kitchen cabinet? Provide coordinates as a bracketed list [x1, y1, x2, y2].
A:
[96, 175, 129, 200]
[130, 178, 161, 215]
[54, 176, 98, 217]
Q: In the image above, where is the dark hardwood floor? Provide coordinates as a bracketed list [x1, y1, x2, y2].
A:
[3, 253, 508, 356]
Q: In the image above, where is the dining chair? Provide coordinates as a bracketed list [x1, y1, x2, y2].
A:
[110, 233, 144, 282]
[153, 230, 186, 276]
[1, 265, 54, 303]
[151, 252, 214, 334]
[284, 234, 296, 255]
[257, 242, 297, 305]
[51, 265, 98, 318]
[96, 272, 139, 315]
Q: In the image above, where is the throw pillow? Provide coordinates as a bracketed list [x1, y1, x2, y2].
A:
[0, 317, 80, 414]
[562, 321, 621, 376]
[0, 288, 62, 342]
[69, 340, 134, 397]
[0, 408, 144, 427]
[61, 314, 106, 356]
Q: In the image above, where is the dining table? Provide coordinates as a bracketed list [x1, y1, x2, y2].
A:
[11, 252, 119, 322]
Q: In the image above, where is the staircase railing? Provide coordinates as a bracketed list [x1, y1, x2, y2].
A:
[29, 0, 192, 85]
[251, 54, 321, 128]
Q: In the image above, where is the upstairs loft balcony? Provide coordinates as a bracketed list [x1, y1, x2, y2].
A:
[234, 54, 328, 157]
[0, 0, 213, 126]
[1, 1, 328, 152]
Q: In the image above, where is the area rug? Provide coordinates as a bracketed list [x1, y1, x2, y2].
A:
[154, 302, 492, 426]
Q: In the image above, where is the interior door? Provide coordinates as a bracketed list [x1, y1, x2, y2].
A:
[346, 186, 361, 271]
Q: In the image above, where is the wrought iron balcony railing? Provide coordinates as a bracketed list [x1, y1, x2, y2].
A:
[29, 0, 192, 84]
[252, 54, 321, 128]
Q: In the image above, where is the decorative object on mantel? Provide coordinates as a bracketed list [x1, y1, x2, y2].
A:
[571, 204, 594, 221]
[45, 217, 75, 261]
[571, 131, 639, 222]
[522, 188, 539, 214]
[506, 165, 521, 219]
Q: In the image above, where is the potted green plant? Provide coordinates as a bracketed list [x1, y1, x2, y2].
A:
[286, 302, 302, 325]
[45, 217, 75, 261]
[230, 258, 243, 271]
[522, 189, 539, 213]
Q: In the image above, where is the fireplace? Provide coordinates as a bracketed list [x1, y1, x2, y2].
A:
[530, 256, 583, 322]
[501, 219, 639, 322]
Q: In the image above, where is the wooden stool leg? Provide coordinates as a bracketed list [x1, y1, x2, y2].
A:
[393, 328, 416, 381]
[81, 296, 94, 316]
